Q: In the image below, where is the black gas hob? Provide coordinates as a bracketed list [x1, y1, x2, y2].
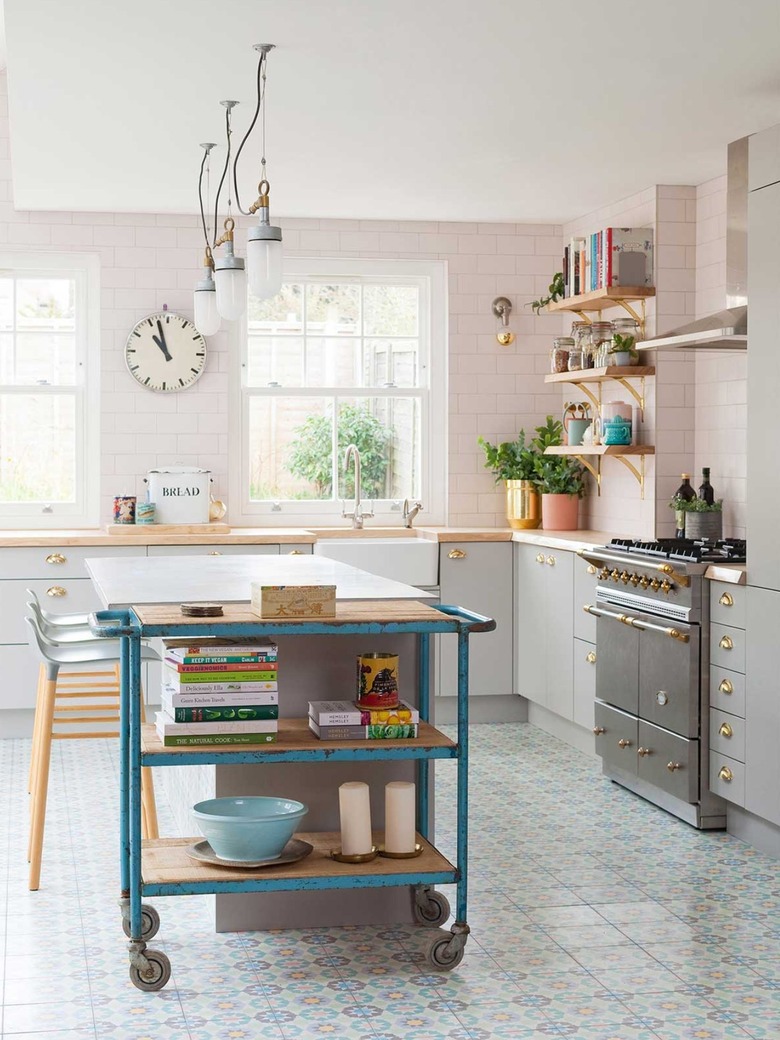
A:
[606, 537, 747, 564]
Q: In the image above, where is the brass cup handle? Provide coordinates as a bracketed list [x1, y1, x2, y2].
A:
[546, 556, 556, 566]
[718, 765, 734, 783]
[719, 636, 734, 650]
[289, 549, 303, 555]
[592, 726, 605, 735]
[719, 722, 733, 739]
[46, 586, 67, 597]
[667, 761, 682, 772]
[208, 551, 222, 556]
[637, 746, 651, 757]
[536, 553, 545, 564]
[448, 548, 467, 560]
[45, 553, 66, 565]
[586, 651, 596, 664]
[718, 679, 734, 695]
[617, 738, 632, 749]
[719, 592, 734, 607]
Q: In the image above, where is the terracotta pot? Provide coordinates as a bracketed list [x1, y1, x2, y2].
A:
[541, 493, 580, 531]
[505, 479, 540, 530]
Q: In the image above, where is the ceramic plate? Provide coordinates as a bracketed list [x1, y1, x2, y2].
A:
[186, 837, 313, 869]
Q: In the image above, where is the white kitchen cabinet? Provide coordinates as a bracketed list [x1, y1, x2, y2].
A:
[744, 586, 780, 826]
[146, 544, 280, 556]
[438, 542, 513, 696]
[574, 559, 598, 642]
[514, 543, 574, 719]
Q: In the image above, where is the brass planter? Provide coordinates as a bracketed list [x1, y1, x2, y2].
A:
[505, 479, 540, 530]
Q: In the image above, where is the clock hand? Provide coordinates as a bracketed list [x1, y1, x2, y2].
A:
[154, 320, 173, 362]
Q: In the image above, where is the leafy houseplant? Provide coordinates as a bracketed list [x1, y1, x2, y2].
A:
[530, 416, 587, 530]
[528, 272, 565, 315]
[478, 430, 541, 529]
[609, 333, 639, 367]
[669, 495, 723, 541]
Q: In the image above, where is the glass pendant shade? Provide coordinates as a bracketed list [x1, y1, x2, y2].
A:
[194, 286, 221, 336]
[214, 262, 247, 321]
[247, 238, 283, 300]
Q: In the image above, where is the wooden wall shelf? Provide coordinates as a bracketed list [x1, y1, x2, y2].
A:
[547, 286, 655, 328]
[545, 365, 655, 417]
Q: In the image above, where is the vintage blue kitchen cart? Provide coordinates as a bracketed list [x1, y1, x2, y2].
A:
[90, 599, 494, 991]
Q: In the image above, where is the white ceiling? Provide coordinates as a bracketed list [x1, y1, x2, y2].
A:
[5, 0, 780, 222]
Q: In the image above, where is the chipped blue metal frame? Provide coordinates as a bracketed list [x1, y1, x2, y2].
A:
[90, 603, 494, 969]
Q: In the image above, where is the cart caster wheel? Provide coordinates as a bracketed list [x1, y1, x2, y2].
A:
[426, 931, 465, 971]
[128, 949, 171, 991]
[122, 904, 160, 942]
[413, 888, 451, 928]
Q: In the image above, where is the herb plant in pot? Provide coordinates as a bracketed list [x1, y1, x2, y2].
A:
[670, 495, 723, 541]
[531, 417, 588, 530]
[478, 430, 540, 529]
[609, 333, 639, 367]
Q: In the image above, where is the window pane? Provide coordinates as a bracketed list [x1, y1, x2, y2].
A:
[305, 337, 362, 387]
[363, 339, 418, 388]
[305, 284, 359, 335]
[248, 284, 303, 329]
[12, 333, 77, 385]
[363, 285, 418, 336]
[247, 335, 303, 387]
[248, 396, 333, 500]
[16, 279, 76, 331]
[0, 394, 76, 502]
[336, 398, 420, 500]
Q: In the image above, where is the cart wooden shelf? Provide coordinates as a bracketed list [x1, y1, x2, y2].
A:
[90, 600, 494, 990]
[544, 444, 655, 497]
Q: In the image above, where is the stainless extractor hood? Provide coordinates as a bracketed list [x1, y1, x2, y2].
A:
[640, 138, 748, 351]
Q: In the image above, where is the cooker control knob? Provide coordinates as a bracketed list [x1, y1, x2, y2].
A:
[610, 569, 620, 583]
[660, 579, 672, 594]
[620, 571, 630, 584]
[639, 576, 650, 589]
[650, 578, 661, 591]
[599, 568, 610, 581]
[629, 573, 640, 587]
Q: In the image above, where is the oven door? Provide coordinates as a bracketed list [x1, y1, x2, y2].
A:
[587, 605, 639, 714]
[636, 610, 699, 738]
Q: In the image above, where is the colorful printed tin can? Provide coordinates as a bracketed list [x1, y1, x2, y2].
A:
[136, 501, 156, 524]
[113, 495, 136, 524]
[356, 652, 399, 710]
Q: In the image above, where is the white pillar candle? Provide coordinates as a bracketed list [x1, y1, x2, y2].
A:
[384, 781, 416, 854]
[338, 781, 373, 855]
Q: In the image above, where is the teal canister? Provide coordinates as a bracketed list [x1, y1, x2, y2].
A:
[602, 417, 632, 446]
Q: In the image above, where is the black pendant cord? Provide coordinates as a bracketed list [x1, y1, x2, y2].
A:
[233, 52, 267, 216]
[197, 148, 210, 253]
[212, 105, 232, 247]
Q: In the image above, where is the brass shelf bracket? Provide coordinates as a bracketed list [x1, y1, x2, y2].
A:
[612, 375, 647, 419]
[573, 454, 601, 495]
[613, 453, 646, 499]
[569, 382, 601, 413]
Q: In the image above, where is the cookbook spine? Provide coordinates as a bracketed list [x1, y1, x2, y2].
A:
[162, 681, 278, 697]
[162, 703, 279, 723]
[159, 733, 278, 747]
[164, 659, 278, 673]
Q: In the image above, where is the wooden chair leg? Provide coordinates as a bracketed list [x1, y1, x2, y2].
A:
[29, 676, 57, 891]
[27, 664, 45, 796]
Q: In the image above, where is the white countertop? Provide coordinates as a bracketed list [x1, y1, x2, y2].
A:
[86, 553, 435, 608]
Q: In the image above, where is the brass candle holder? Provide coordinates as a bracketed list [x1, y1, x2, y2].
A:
[377, 843, 424, 859]
[329, 846, 378, 864]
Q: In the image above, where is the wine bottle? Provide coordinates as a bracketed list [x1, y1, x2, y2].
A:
[673, 474, 696, 538]
[698, 467, 714, 506]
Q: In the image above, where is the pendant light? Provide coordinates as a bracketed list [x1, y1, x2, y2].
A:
[193, 143, 221, 335]
[244, 45, 282, 299]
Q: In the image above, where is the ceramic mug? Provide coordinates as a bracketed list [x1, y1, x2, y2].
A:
[566, 418, 592, 447]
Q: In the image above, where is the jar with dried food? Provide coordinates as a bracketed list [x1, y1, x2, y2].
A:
[550, 337, 573, 373]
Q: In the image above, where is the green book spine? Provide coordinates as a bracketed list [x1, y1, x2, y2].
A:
[167, 705, 279, 723]
[160, 732, 278, 747]
[176, 670, 278, 684]
[171, 655, 277, 665]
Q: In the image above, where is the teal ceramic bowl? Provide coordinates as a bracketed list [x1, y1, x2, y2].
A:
[192, 796, 308, 862]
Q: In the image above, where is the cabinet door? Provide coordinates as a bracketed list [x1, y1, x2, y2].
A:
[574, 558, 598, 642]
[543, 550, 574, 719]
[573, 638, 597, 729]
[438, 543, 513, 697]
[513, 544, 548, 706]
[748, 180, 780, 591]
[745, 587, 780, 825]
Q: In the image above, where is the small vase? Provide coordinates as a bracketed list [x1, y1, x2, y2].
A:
[684, 511, 722, 541]
[505, 479, 540, 530]
[541, 493, 580, 531]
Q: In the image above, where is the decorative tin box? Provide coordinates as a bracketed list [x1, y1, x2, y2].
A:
[250, 584, 337, 619]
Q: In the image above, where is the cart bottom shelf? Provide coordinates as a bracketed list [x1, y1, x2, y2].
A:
[141, 832, 457, 895]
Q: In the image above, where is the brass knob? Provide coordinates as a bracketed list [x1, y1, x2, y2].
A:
[719, 592, 734, 607]
[629, 573, 640, 587]
[718, 679, 733, 695]
[719, 635, 734, 651]
[208, 551, 222, 556]
[586, 565, 596, 575]
[718, 765, 733, 783]
[650, 578, 661, 591]
[611, 569, 620, 583]
[45, 553, 66, 565]
[599, 568, 610, 580]
[289, 549, 303, 555]
[46, 586, 66, 597]
[593, 726, 605, 735]
[617, 738, 632, 749]
[667, 761, 682, 772]
[546, 556, 556, 566]
[620, 571, 630, 584]
[639, 576, 650, 589]
[637, 746, 651, 757]
[660, 579, 672, 595]
[536, 553, 545, 564]
[719, 722, 733, 739]
[449, 548, 467, 560]
[586, 651, 596, 664]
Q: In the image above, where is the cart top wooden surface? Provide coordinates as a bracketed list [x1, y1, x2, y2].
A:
[132, 599, 448, 628]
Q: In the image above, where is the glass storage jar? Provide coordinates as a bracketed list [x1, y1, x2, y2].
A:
[550, 337, 573, 373]
[571, 321, 594, 369]
[612, 316, 641, 354]
[567, 346, 585, 371]
[590, 320, 613, 368]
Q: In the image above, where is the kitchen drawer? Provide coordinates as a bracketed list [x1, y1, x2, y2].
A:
[573, 638, 597, 729]
[0, 578, 103, 645]
[710, 623, 745, 674]
[710, 583, 746, 629]
[0, 544, 145, 580]
[593, 701, 638, 776]
[574, 560, 598, 642]
[0, 643, 39, 709]
[637, 720, 698, 804]
[709, 665, 745, 719]
[710, 707, 745, 763]
[146, 544, 280, 557]
[709, 752, 745, 807]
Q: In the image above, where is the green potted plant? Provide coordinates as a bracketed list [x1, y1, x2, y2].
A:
[609, 332, 639, 367]
[669, 495, 723, 541]
[528, 272, 565, 315]
[531, 417, 588, 530]
[478, 429, 541, 529]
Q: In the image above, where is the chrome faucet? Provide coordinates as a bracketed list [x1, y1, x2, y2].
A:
[342, 444, 373, 529]
[402, 498, 423, 528]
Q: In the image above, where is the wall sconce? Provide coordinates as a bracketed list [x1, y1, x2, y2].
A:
[492, 296, 515, 346]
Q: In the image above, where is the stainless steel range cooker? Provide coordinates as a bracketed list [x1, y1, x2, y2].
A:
[579, 538, 747, 829]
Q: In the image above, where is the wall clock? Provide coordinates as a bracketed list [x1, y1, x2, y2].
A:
[124, 311, 207, 392]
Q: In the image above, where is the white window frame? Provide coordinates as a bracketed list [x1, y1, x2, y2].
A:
[0, 252, 100, 529]
[229, 257, 447, 527]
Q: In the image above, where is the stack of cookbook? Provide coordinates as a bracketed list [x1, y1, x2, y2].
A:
[156, 642, 278, 747]
[308, 699, 419, 741]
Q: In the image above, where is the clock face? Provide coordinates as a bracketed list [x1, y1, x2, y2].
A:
[125, 312, 207, 392]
